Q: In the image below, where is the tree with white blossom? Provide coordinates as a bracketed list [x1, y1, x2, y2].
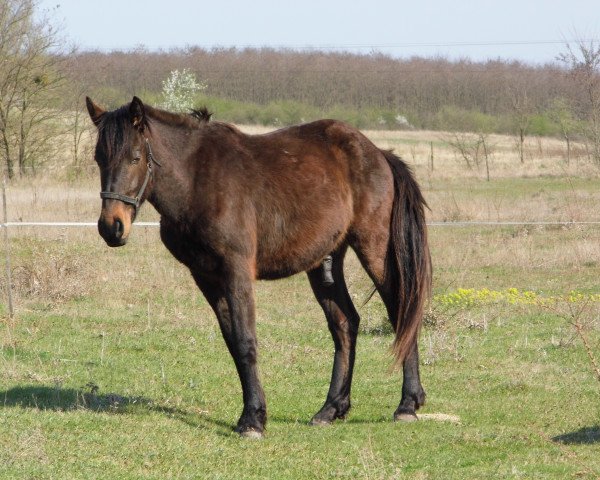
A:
[160, 69, 207, 112]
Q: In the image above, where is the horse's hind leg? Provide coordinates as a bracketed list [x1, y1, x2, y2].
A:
[307, 245, 360, 425]
[376, 276, 425, 421]
[394, 340, 424, 421]
[351, 235, 426, 421]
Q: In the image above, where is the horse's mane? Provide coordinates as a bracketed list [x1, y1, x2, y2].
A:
[190, 107, 213, 123]
[146, 104, 212, 128]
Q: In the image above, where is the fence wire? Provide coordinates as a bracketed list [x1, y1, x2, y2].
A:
[3, 218, 600, 318]
[3, 221, 600, 228]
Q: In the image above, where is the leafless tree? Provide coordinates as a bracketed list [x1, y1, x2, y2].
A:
[558, 39, 600, 164]
[67, 88, 95, 176]
[512, 95, 532, 164]
[548, 97, 577, 164]
[0, 0, 66, 178]
[447, 132, 487, 169]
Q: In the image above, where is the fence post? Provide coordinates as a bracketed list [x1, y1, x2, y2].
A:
[2, 176, 14, 318]
[429, 141, 434, 171]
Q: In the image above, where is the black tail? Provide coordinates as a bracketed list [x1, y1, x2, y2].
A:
[382, 150, 432, 365]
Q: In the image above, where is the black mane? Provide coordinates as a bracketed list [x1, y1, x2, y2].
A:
[190, 107, 213, 123]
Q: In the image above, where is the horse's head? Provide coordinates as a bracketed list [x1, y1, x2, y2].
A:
[86, 96, 154, 247]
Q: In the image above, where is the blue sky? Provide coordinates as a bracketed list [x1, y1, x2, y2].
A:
[40, 0, 600, 64]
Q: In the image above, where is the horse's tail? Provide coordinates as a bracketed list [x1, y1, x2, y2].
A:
[382, 150, 432, 365]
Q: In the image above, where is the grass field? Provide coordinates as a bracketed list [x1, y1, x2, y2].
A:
[1, 128, 600, 479]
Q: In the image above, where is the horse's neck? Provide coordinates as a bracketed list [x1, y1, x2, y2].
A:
[147, 125, 197, 221]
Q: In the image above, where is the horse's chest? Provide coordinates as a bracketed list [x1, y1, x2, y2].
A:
[160, 224, 219, 273]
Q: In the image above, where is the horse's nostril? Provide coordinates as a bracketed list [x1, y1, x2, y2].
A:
[114, 219, 124, 239]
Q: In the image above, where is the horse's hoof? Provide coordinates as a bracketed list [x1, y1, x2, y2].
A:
[309, 417, 332, 427]
[239, 429, 263, 439]
[394, 412, 418, 423]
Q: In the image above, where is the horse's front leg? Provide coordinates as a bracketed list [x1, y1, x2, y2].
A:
[306, 247, 361, 425]
[192, 267, 266, 438]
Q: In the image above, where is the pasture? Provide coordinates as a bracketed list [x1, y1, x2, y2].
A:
[1, 128, 600, 479]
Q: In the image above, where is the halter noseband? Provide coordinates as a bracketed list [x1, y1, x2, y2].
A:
[100, 138, 161, 210]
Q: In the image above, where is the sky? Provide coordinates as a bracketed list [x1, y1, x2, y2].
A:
[39, 0, 600, 65]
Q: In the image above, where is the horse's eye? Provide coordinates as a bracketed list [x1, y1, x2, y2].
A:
[132, 150, 142, 163]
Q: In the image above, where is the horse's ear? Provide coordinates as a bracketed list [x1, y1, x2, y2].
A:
[86, 97, 105, 127]
[129, 96, 146, 131]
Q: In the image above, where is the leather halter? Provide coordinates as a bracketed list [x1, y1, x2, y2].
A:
[100, 139, 161, 210]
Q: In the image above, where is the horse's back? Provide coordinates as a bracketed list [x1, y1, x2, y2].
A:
[248, 119, 393, 203]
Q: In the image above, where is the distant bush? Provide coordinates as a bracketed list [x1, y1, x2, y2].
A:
[528, 113, 560, 137]
[431, 106, 500, 133]
[161, 69, 206, 112]
[198, 95, 415, 130]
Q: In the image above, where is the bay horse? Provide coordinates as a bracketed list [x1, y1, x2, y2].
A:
[86, 96, 431, 438]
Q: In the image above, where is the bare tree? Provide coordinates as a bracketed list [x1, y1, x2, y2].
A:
[61, 84, 95, 177]
[447, 132, 488, 170]
[558, 39, 600, 164]
[0, 0, 65, 178]
[60, 55, 95, 176]
[508, 87, 534, 164]
[548, 97, 577, 164]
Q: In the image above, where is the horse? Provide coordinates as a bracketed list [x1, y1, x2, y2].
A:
[86, 96, 432, 438]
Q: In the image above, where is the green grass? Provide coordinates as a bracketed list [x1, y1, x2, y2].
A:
[2, 229, 600, 479]
[2, 301, 599, 479]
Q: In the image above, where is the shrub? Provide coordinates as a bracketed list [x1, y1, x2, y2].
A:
[161, 69, 207, 112]
[432, 106, 500, 133]
[529, 113, 560, 137]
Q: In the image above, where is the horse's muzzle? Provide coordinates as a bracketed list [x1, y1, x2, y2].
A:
[98, 213, 130, 247]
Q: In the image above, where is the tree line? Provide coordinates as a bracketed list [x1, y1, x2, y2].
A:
[1, 0, 600, 178]
[69, 48, 573, 129]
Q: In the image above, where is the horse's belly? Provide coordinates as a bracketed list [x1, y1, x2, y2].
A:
[256, 250, 336, 280]
[255, 209, 350, 280]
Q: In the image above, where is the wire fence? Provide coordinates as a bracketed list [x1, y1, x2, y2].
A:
[3, 217, 600, 319]
[0, 221, 159, 228]
[3, 220, 600, 229]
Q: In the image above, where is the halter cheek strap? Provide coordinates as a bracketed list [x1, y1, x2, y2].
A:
[100, 139, 161, 210]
